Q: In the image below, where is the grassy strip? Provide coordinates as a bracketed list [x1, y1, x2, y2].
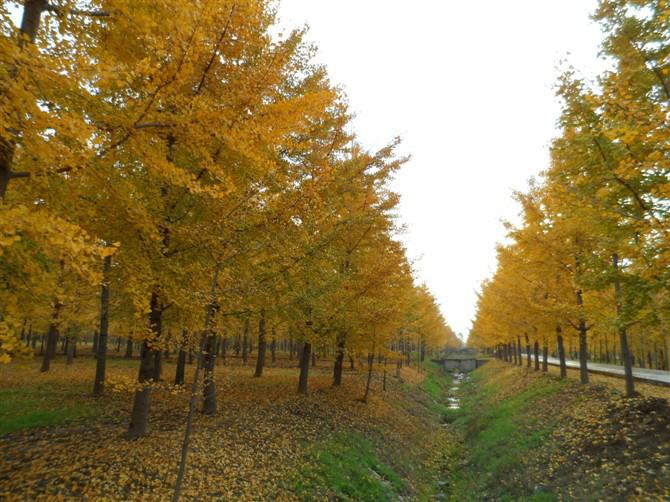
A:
[295, 432, 406, 501]
[296, 362, 455, 500]
[0, 382, 102, 435]
[440, 364, 565, 501]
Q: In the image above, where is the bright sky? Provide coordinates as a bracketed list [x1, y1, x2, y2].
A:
[277, 0, 610, 339]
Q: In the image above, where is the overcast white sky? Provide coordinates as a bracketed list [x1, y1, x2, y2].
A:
[277, 0, 610, 339]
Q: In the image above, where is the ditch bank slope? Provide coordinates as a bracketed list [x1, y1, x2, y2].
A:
[436, 360, 670, 501]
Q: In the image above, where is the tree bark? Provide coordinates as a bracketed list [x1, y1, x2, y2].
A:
[93, 255, 112, 396]
[297, 342, 311, 395]
[254, 310, 267, 378]
[542, 343, 548, 372]
[576, 290, 589, 384]
[363, 350, 375, 404]
[40, 298, 63, 373]
[124, 338, 133, 358]
[533, 341, 539, 371]
[92, 330, 99, 358]
[66, 336, 75, 365]
[525, 333, 531, 367]
[242, 317, 249, 365]
[333, 335, 345, 386]
[270, 328, 276, 364]
[175, 348, 186, 386]
[613, 253, 635, 397]
[512, 340, 521, 366]
[556, 325, 567, 379]
[128, 290, 162, 438]
[201, 329, 218, 414]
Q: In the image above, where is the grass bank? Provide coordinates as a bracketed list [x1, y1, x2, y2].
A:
[437, 360, 670, 501]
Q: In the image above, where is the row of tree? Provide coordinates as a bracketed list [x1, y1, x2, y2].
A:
[469, 0, 670, 397]
[0, 0, 459, 437]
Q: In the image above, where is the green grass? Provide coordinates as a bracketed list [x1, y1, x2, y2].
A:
[0, 382, 101, 435]
[444, 368, 565, 501]
[296, 432, 405, 501]
[418, 361, 455, 422]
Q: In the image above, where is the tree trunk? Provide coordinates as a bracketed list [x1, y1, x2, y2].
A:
[66, 337, 75, 365]
[363, 350, 375, 403]
[172, 329, 208, 502]
[525, 333, 531, 367]
[556, 325, 567, 379]
[40, 298, 63, 373]
[333, 336, 345, 386]
[128, 291, 162, 438]
[124, 338, 133, 358]
[175, 348, 186, 386]
[93, 256, 112, 396]
[576, 289, 589, 384]
[533, 341, 539, 371]
[92, 330, 99, 358]
[297, 342, 311, 395]
[270, 328, 276, 364]
[242, 317, 249, 365]
[542, 344, 548, 372]
[383, 358, 387, 391]
[201, 329, 218, 414]
[254, 310, 267, 378]
[512, 340, 521, 366]
[612, 254, 635, 397]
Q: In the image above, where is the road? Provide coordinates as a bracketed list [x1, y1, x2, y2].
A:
[521, 354, 670, 386]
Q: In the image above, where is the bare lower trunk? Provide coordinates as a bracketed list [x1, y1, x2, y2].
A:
[363, 351, 374, 403]
[577, 321, 588, 384]
[556, 326, 567, 379]
[254, 310, 266, 378]
[201, 331, 217, 414]
[175, 348, 186, 385]
[533, 341, 539, 371]
[242, 317, 249, 365]
[542, 344, 548, 372]
[128, 340, 156, 438]
[92, 330, 99, 358]
[512, 340, 521, 366]
[525, 333, 531, 367]
[172, 333, 207, 502]
[297, 342, 311, 395]
[66, 337, 75, 365]
[124, 338, 133, 358]
[40, 300, 62, 373]
[270, 328, 276, 364]
[128, 291, 162, 438]
[333, 336, 345, 386]
[612, 254, 635, 397]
